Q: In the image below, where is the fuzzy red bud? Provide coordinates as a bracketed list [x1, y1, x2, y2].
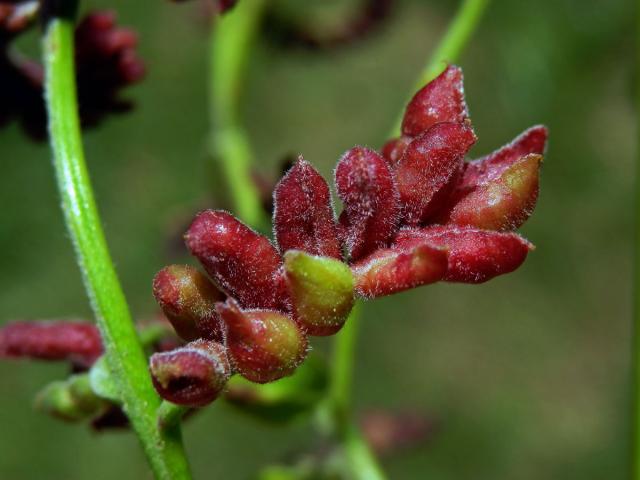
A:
[459, 125, 547, 193]
[185, 210, 289, 310]
[0, 321, 103, 368]
[335, 146, 400, 261]
[273, 157, 342, 259]
[351, 243, 447, 298]
[216, 299, 308, 383]
[401, 65, 469, 137]
[149, 339, 230, 407]
[153, 265, 225, 342]
[395, 226, 533, 284]
[441, 153, 542, 231]
[395, 122, 476, 225]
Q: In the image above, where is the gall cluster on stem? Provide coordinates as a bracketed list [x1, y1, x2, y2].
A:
[147, 64, 547, 407]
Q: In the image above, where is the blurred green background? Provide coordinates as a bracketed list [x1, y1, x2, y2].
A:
[0, 0, 635, 478]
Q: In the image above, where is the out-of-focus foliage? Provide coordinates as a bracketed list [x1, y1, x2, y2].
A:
[0, 0, 633, 478]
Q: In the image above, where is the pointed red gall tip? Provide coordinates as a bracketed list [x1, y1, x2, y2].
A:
[273, 157, 342, 259]
[335, 146, 400, 261]
[460, 125, 548, 192]
[396, 122, 476, 225]
[442, 153, 543, 231]
[401, 65, 469, 137]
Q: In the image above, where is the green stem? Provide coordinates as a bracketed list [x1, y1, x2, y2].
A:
[158, 402, 189, 431]
[328, 303, 386, 480]
[327, 1, 491, 477]
[209, 0, 269, 229]
[329, 303, 362, 421]
[42, 10, 191, 480]
[390, 0, 491, 135]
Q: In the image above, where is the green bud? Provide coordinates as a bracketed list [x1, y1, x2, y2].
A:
[284, 250, 355, 336]
[35, 374, 108, 422]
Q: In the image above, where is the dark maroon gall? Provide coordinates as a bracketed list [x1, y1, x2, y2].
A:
[185, 210, 289, 311]
[395, 122, 476, 225]
[0, 10, 145, 139]
[335, 146, 400, 261]
[273, 157, 342, 259]
[401, 65, 469, 137]
[149, 339, 231, 407]
[74, 11, 145, 129]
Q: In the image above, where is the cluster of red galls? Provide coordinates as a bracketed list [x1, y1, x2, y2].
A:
[147, 65, 548, 407]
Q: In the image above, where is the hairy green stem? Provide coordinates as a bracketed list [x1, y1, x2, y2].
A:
[329, 303, 386, 480]
[391, 0, 491, 135]
[209, 0, 269, 229]
[158, 402, 189, 431]
[43, 11, 191, 480]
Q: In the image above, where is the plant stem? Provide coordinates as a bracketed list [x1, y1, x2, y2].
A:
[209, 0, 269, 229]
[329, 303, 363, 420]
[390, 0, 491, 135]
[42, 9, 191, 480]
[327, 1, 491, 477]
[328, 303, 386, 480]
[158, 401, 189, 431]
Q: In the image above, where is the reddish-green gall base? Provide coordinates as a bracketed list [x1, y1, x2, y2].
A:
[153, 265, 225, 342]
[216, 299, 308, 383]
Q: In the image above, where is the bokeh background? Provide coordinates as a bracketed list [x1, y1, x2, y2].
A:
[0, 0, 635, 478]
